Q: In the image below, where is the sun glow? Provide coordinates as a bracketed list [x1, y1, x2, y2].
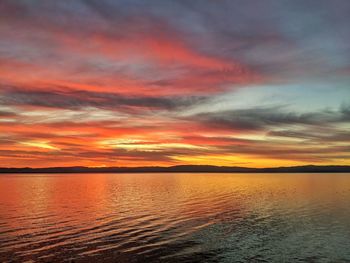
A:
[99, 138, 207, 152]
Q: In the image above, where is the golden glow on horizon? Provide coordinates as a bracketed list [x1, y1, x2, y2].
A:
[172, 154, 314, 168]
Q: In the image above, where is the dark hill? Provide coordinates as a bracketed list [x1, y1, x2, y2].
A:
[0, 165, 350, 173]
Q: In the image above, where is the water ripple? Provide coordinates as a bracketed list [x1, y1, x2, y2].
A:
[1, 173, 350, 262]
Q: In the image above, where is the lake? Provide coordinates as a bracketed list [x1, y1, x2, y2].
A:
[1, 173, 350, 262]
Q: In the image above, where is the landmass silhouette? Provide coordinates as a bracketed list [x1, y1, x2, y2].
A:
[1, 165, 350, 173]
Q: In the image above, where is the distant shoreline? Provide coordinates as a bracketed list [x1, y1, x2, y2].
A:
[1, 165, 350, 173]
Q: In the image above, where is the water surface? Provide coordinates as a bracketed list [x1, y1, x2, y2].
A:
[1, 173, 350, 262]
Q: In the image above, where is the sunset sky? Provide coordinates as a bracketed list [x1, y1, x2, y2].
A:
[1, 0, 349, 168]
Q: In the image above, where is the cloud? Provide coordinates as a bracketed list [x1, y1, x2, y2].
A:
[191, 107, 321, 131]
[0, 110, 17, 117]
[0, 85, 206, 113]
[269, 128, 350, 144]
[187, 104, 350, 132]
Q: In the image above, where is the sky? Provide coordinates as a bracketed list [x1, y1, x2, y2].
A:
[0, 0, 350, 168]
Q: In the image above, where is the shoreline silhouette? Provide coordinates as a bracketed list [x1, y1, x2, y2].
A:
[1, 165, 350, 173]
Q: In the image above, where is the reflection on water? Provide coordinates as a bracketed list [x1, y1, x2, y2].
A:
[0, 173, 350, 262]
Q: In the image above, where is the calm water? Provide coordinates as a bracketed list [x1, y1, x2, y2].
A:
[1, 173, 350, 262]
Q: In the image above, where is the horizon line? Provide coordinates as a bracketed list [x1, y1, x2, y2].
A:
[1, 164, 350, 173]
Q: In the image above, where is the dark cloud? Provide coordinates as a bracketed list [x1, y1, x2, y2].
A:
[269, 129, 350, 143]
[0, 110, 17, 117]
[340, 104, 350, 121]
[191, 106, 339, 131]
[0, 85, 206, 112]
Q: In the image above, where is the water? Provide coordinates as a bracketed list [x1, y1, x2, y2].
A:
[0, 173, 350, 262]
